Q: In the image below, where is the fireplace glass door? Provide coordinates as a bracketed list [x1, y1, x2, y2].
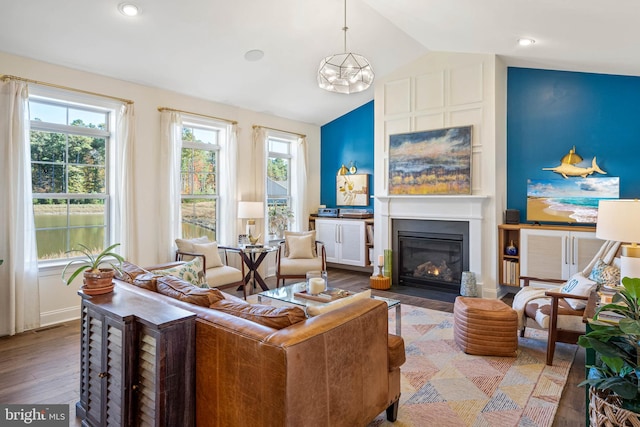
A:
[398, 231, 463, 291]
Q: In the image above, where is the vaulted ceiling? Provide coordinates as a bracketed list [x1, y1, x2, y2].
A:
[1, 0, 638, 125]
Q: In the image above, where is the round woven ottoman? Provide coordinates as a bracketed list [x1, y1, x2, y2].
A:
[453, 296, 518, 357]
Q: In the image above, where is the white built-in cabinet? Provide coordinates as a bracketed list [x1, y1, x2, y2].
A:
[519, 226, 602, 285]
[315, 218, 367, 267]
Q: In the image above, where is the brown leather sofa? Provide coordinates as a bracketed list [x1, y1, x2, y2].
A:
[115, 263, 406, 426]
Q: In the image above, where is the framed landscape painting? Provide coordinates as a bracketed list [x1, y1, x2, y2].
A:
[336, 174, 369, 206]
[388, 125, 472, 195]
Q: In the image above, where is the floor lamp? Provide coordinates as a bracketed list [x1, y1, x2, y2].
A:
[238, 201, 264, 242]
[596, 199, 640, 283]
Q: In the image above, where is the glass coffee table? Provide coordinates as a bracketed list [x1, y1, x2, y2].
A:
[257, 282, 402, 335]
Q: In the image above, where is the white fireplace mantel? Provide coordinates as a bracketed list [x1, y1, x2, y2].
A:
[373, 194, 492, 297]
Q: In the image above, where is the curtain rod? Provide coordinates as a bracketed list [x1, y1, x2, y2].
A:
[252, 125, 306, 138]
[157, 107, 237, 125]
[1, 74, 133, 104]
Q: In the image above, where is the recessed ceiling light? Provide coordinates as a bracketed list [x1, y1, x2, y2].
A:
[244, 49, 265, 62]
[118, 3, 140, 17]
[518, 38, 535, 47]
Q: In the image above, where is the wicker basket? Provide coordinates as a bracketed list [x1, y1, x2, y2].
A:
[589, 387, 640, 427]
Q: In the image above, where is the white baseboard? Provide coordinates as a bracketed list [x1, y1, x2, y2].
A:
[40, 306, 81, 328]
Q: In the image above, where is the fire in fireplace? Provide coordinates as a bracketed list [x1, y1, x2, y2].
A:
[392, 219, 469, 293]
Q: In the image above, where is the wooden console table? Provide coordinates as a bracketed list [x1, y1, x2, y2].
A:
[76, 285, 196, 427]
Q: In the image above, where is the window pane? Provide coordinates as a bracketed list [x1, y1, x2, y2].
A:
[268, 139, 289, 154]
[267, 157, 289, 197]
[182, 126, 195, 142]
[181, 148, 216, 195]
[68, 165, 106, 193]
[31, 130, 65, 163]
[68, 135, 106, 165]
[32, 163, 66, 193]
[69, 199, 106, 253]
[191, 128, 217, 145]
[181, 199, 216, 241]
[69, 108, 107, 129]
[33, 198, 106, 259]
[29, 101, 66, 124]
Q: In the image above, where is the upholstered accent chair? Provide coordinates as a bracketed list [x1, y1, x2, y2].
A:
[175, 237, 247, 298]
[275, 231, 326, 287]
[513, 240, 621, 365]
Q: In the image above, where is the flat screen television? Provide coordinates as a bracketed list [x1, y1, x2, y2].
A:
[526, 177, 619, 224]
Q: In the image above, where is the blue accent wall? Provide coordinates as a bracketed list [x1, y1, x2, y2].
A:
[320, 101, 374, 210]
[507, 67, 640, 222]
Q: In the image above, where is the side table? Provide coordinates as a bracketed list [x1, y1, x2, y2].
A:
[240, 246, 278, 291]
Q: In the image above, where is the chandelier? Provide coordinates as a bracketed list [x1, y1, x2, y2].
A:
[317, 0, 374, 94]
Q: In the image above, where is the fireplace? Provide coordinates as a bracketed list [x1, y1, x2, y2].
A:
[392, 219, 469, 293]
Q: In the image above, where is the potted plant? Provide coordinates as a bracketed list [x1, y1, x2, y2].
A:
[578, 276, 640, 425]
[268, 204, 294, 238]
[61, 243, 124, 295]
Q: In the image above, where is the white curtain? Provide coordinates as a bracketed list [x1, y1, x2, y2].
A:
[252, 126, 268, 235]
[114, 104, 137, 262]
[292, 136, 309, 231]
[219, 124, 238, 246]
[158, 111, 182, 262]
[0, 80, 41, 335]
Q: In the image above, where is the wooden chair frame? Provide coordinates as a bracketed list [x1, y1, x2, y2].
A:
[275, 240, 326, 287]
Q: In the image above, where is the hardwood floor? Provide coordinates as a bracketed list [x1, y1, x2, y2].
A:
[0, 267, 585, 426]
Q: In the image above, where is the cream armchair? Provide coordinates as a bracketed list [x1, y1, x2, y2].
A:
[513, 240, 620, 365]
[175, 237, 247, 298]
[275, 231, 326, 287]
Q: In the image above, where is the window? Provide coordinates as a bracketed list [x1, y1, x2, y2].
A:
[266, 135, 294, 235]
[29, 95, 115, 261]
[180, 118, 220, 241]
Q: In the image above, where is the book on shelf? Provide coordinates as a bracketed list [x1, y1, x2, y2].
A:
[502, 259, 520, 286]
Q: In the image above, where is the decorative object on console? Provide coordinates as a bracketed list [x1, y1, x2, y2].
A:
[526, 177, 619, 224]
[388, 126, 472, 195]
[337, 164, 348, 175]
[238, 201, 264, 241]
[596, 199, 640, 284]
[384, 249, 392, 279]
[505, 208, 520, 224]
[505, 240, 518, 256]
[61, 242, 124, 295]
[336, 173, 369, 206]
[317, 0, 374, 94]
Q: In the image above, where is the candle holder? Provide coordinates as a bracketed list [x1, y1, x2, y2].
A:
[306, 270, 328, 295]
[377, 264, 384, 277]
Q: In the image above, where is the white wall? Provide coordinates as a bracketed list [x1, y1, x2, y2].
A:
[0, 51, 321, 330]
[373, 51, 507, 298]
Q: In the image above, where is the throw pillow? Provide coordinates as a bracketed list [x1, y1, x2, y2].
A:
[306, 290, 372, 317]
[284, 231, 317, 258]
[210, 299, 306, 329]
[114, 261, 148, 283]
[192, 242, 224, 268]
[588, 259, 621, 288]
[156, 275, 225, 307]
[287, 234, 314, 259]
[561, 272, 597, 310]
[175, 236, 209, 261]
[151, 257, 206, 287]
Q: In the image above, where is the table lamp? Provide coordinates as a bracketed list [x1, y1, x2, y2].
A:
[596, 199, 640, 284]
[238, 201, 264, 240]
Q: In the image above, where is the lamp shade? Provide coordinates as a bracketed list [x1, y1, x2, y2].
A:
[596, 199, 640, 244]
[237, 201, 264, 219]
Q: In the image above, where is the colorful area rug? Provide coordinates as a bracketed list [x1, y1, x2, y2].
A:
[369, 305, 577, 427]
